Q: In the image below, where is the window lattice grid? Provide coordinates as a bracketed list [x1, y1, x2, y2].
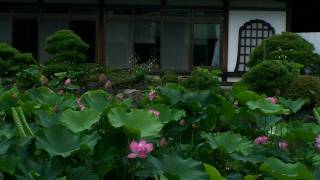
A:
[235, 20, 275, 72]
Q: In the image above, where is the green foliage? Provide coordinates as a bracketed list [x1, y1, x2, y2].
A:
[0, 43, 36, 77]
[108, 107, 163, 138]
[60, 108, 101, 133]
[285, 75, 320, 106]
[16, 65, 42, 89]
[35, 125, 97, 157]
[148, 154, 208, 180]
[248, 32, 320, 74]
[204, 164, 226, 180]
[161, 70, 179, 84]
[202, 131, 254, 156]
[45, 29, 89, 64]
[242, 60, 302, 95]
[1, 74, 320, 179]
[182, 67, 221, 91]
[260, 157, 313, 180]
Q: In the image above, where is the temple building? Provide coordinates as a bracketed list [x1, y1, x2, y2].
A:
[0, 0, 315, 82]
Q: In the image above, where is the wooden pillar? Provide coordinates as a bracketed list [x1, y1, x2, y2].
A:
[96, 0, 105, 65]
[222, 0, 229, 74]
[286, 0, 292, 32]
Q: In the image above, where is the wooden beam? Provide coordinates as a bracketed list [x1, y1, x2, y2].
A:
[222, 0, 229, 73]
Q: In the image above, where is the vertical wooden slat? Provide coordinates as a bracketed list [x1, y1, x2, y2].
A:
[286, 1, 292, 32]
[96, 0, 105, 65]
[222, 0, 229, 74]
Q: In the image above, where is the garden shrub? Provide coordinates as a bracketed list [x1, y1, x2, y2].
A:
[45, 29, 89, 64]
[161, 70, 178, 84]
[285, 75, 320, 106]
[242, 60, 302, 96]
[248, 32, 320, 74]
[182, 67, 220, 91]
[0, 43, 36, 77]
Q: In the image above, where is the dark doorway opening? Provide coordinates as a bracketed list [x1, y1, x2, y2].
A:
[13, 19, 38, 59]
[291, 2, 320, 32]
[70, 21, 96, 63]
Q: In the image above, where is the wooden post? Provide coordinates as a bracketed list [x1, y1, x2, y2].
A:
[286, 1, 292, 32]
[222, 0, 229, 78]
[96, 0, 105, 65]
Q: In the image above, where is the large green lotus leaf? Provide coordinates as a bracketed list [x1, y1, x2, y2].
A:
[246, 99, 290, 115]
[278, 97, 309, 113]
[234, 90, 261, 105]
[26, 87, 63, 106]
[0, 138, 12, 155]
[204, 164, 225, 180]
[150, 104, 185, 123]
[182, 91, 217, 112]
[158, 83, 184, 105]
[60, 108, 101, 133]
[0, 123, 15, 139]
[260, 157, 313, 180]
[67, 166, 99, 180]
[202, 131, 253, 156]
[108, 107, 163, 138]
[16, 158, 63, 180]
[34, 108, 60, 127]
[284, 122, 320, 143]
[200, 105, 218, 131]
[148, 155, 208, 180]
[0, 155, 20, 174]
[80, 90, 112, 113]
[35, 125, 97, 157]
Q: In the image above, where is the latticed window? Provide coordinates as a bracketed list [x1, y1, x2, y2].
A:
[235, 19, 275, 72]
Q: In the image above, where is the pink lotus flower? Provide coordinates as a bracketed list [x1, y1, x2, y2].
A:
[148, 90, 157, 101]
[179, 119, 186, 126]
[159, 138, 168, 147]
[278, 141, 288, 150]
[64, 78, 71, 86]
[148, 109, 160, 117]
[128, 140, 153, 159]
[254, 135, 269, 144]
[266, 97, 277, 104]
[76, 98, 85, 111]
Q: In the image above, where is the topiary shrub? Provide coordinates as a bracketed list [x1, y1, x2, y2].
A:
[182, 67, 221, 91]
[242, 60, 303, 96]
[248, 32, 320, 74]
[45, 29, 89, 64]
[285, 75, 320, 106]
[0, 43, 36, 77]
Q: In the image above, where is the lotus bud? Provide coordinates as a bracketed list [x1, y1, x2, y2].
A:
[179, 119, 186, 126]
[11, 93, 17, 99]
[104, 80, 112, 90]
[159, 138, 168, 147]
[40, 76, 49, 86]
[58, 89, 64, 95]
[64, 78, 71, 86]
[98, 73, 108, 84]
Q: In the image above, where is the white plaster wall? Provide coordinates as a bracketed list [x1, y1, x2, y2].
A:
[228, 10, 286, 72]
[297, 33, 320, 54]
[0, 16, 12, 44]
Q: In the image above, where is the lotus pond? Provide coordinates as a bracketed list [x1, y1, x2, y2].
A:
[1, 82, 320, 180]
